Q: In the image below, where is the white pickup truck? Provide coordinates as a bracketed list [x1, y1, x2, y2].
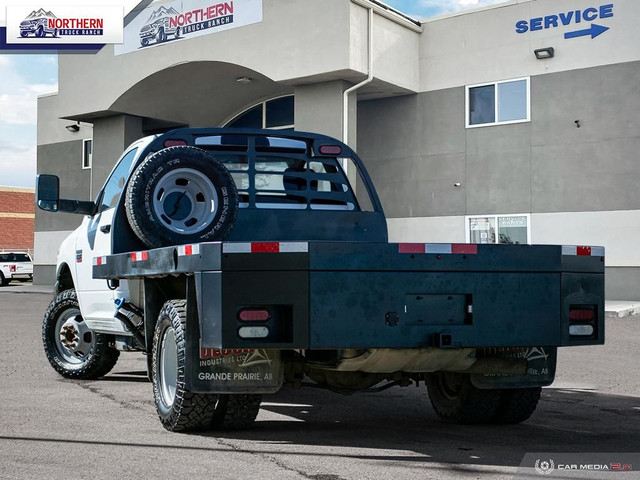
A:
[36, 128, 605, 432]
[0, 252, 33, 285]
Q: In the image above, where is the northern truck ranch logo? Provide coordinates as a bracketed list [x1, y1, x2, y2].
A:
[19, 8, 105, 38]
[139, 1, 233, 47]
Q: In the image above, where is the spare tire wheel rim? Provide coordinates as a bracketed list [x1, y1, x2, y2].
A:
[152, 168, 219, 235]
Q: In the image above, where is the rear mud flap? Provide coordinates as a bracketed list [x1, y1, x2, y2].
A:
[470, 347, 557, 389]
[184, 295, 283, 394]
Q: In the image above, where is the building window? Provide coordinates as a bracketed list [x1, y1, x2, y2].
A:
[466, 78, 530, 127]
[82, 139, 92, 169]
[466, 214, 530, 244]
[226, 95, 294, 130]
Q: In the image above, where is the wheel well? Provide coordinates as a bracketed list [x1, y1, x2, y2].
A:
[55, 263, 74, 293]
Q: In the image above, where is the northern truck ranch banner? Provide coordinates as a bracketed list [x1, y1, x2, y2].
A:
[4, 5, 123, 46]
[115, 0, 262, 56]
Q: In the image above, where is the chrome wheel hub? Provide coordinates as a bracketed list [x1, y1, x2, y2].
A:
[55, 311, 93, 364]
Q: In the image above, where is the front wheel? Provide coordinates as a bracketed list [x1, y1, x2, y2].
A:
[42, 289, 120, 379]
[153, 299, 261, 432]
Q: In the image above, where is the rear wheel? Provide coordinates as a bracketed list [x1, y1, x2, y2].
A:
[492, 387, 542, 424]
[426, 372, 501, 424]
[42, 289, 120, 379]
[211, 394, 262, 430]
[0, 272, 8, 286]
[153, 299, 261, 432]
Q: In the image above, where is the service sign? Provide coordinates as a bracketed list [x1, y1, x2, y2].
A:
[115, 0, 262, 56]
[5, 5, 123, 45]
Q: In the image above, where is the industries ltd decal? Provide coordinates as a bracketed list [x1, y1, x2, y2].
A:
[115, 0, 262, 56]
[4, 5, 123, 46]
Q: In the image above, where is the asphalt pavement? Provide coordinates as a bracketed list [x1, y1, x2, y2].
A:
[0, 286, 638, 480]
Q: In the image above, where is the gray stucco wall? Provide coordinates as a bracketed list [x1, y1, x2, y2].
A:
[92, 115, 144, 196]
[36, 140, 90, 232]
[358, 61, 640, 219]
[606, 267, 640, 301]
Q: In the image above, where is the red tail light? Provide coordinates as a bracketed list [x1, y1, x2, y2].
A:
[569, 307, 595, 321]
[9, 265, 16, 272]
[238, 309, 270, 322]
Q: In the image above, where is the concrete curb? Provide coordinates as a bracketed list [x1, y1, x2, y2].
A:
[0, 284, 54, 294]
[605, 302, 640, 318]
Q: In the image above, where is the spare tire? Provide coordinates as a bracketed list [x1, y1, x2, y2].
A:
[125, 146, 238, 248]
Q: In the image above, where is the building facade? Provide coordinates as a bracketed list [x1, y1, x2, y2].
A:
[0, 186, 34, 254]
[36, 0, 640, 299]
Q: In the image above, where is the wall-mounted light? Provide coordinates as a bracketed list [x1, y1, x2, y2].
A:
[236, 76, 252, 84]
[66, 122, 80, 132]
[534, 47, 555, 59]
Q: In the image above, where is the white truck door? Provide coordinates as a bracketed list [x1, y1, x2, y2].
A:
[74, 146, 141, 332]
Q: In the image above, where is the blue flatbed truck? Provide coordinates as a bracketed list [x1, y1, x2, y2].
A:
[36, 128, 604, 432]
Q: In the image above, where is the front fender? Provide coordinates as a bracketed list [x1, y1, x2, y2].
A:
[55, 228, 80, 293]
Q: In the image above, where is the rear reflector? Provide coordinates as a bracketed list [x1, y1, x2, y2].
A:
[569, 324, 594, 336]
[562, 245, 605, 257]
[164, 139, 188, 148]
[93, 256, 107, 266]
[238, 309, 270, 322]
[223, 242, 308, 254]
[177, 244, 200, 256]
[238, 326, 269, 339]
[398, 243, 478, 255]
[251, 242, 280, 253]
[131, 251, 148, 262]
[318, 145, 342, 156]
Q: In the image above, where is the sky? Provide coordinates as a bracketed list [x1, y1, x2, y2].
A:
[0, 0, 511, 188]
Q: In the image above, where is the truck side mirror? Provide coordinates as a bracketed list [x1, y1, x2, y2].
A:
[36, 173, 96, 216]
[36, 174, 60, 212]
